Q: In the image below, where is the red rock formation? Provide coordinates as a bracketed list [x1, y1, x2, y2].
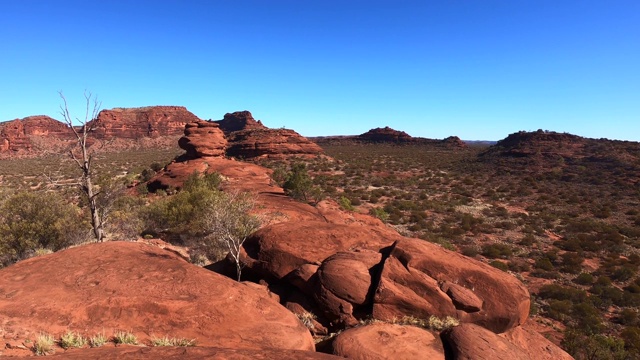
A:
[0, 116, 72, 153]
[242, 221, 397, 280]
[178, 120, 227, 158]
[225, 128, 325, 159]
[332, 323, 445, 360]
[92, 106, 199, 139]
[442, 323, 531, 360]
[373, 238, 530, 333]
[358, 126, 413, 142]
[41, 346, 342, 359]
[314, 251, 382, 326]
[216, 111, 266, 133]
[0, 241, 314, 353]
[500, 325, 574, 360]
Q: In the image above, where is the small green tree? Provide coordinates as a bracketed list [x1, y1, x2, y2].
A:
[283, 163, 313, 201]
[143, 171, 260, 280]
[0, 191, 87, 266]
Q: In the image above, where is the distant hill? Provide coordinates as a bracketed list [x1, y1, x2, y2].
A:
[479, 129, 640, 186]
[0, 108, 325, 160]
[310, 126, 467, 148]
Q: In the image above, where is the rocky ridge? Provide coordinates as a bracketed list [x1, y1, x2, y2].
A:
[0, 116, 73, 154]
[144, 122, 572, 359]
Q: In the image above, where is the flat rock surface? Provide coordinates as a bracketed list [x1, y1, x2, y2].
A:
[37, 345, 341, 359]
[332, 323, 445, 360]
[499, 325, 574, 360]
[243, 221, 395, 280]
[442, 323, 531, 360]
[0, 242, 314, 354]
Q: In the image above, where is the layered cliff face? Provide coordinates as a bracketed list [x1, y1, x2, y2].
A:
[178, 120, 227, 158]
[216, 111, 266, 133]
[0, 116, 72, 153]
[92, 106, 199, 139]
[214, 111, 324, 160]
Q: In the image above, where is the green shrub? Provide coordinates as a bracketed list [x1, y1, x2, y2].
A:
[283, 163, 313, 201]
[489, 260, 508, 272]
[142, 171, 260, 266]
[368, 207, 389, 222]
[338, 196, 355, 211]
[574, 272, 595, 285]
[481, 243, 513, 259]
[0, 191, 88, 266]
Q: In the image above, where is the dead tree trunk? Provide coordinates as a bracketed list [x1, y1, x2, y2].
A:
[59, 91, 105, 242]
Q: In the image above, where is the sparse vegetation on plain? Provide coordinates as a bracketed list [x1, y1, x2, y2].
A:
[33, 333, 55, 356]
[113, 330, 138, 345]
[59, 331, 87, 349]
[89, 333, 108, 348]
[151, 336, 196, 347]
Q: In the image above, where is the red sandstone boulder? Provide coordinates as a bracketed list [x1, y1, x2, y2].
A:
[93, 106, 199, 139]
[499, 325, 574, 360]
[332, 323, 445, 360]
[226, 128, 324, 160]
[216, 111, 267, 133]
[42, 346, 342, 359]
[242, 221, 395, 280]
[0, 242, 314, 353]
[373, 238, 530, 333]
[178, 120, 227, 158]
[314, 251, 382, 326]
[442, 323, 531, 360]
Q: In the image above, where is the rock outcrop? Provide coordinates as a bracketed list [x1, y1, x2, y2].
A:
[358, 126, 413, 143]
[42, 346, 342, 359]
[216, 111, 266, 133]
[0, 116, 72, 153]
[142, 120, 572, 359]
[0, 241, 314, 353]
[373, 238, 530, 333]
[442, 323, 532, 360]
[331, 323, 445, 360]
[178, 120, 227, 158]
[225, 128, 324, 160]
[92, 106, 199, 139]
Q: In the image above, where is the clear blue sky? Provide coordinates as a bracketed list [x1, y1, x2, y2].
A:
[1, 1, 639, 141]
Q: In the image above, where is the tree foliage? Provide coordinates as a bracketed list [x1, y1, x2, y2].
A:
[143, 172, 260, 279]
[0, 191, 87, 266]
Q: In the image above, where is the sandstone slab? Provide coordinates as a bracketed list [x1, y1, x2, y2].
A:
[0, 242, 314, 352]
[332, 323, 444, 360]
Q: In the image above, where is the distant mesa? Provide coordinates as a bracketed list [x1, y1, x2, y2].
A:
[0, 115, 73, 153]
[91, 106, 199, 139]
[484, 129, 584, 159]
[212, 110, 324, 160]
[311, 126, 466, 148]
[480, 129, 640, 181]
[358, 126, 413, 143]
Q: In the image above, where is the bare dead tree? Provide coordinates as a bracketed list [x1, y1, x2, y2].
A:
[204, 191, 261, 281]
[59, 91, 105, 242]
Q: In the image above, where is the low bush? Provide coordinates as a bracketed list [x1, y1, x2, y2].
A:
[0, 191, 88, 266]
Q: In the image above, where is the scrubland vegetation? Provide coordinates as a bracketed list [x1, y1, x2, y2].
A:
[1, 139, 639, 358]
[260, 142, 640, 359]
